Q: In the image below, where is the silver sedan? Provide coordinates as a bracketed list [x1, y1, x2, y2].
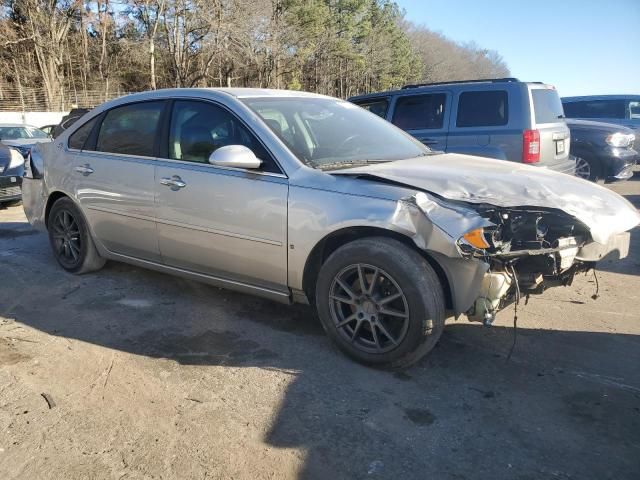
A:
[22, 88, 640, 367]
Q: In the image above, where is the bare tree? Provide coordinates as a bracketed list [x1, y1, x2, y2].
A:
[0, 0, 510, 110]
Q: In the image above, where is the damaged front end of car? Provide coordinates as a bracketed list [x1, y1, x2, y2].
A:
[457, 206, 606, 325]
[394, 190, 634, 326]
[333, 156, 639, 327]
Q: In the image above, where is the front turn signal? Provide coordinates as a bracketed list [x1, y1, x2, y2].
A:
[462, 228, 490, 249]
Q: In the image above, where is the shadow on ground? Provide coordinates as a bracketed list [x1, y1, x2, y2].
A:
[2, 253, 640, 479]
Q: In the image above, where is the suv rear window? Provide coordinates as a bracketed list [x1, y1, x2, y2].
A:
[531, 89, 564, 124]
[562, 100, 626, 119]
[456, 91, 508, 127]
[355, 99, 389, 118]
[392, 94, 446, 130]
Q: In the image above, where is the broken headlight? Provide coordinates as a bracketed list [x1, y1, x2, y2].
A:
[457, 207, 589, 258]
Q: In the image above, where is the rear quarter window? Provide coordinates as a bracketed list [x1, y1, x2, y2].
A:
[456, 90, 508, 127]
[531, 89, 564, 123]
[68, 117, 98, 150]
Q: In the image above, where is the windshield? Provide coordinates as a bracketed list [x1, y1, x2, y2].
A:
[531, 88, 565, 124]
[241, 97, 428, 169]
[0, 126, 48, 140]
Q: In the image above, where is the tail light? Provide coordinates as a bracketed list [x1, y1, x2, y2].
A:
[523, 129, 540, 163]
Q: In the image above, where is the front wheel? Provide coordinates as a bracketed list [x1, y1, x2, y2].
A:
[315, 237, 446, 369]
[575, 155, 604, 183]
[47, 197, 105, 274]
[574, 156, 592, 181]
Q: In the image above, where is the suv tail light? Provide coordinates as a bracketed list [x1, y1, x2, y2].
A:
[523, 129, 540, 163]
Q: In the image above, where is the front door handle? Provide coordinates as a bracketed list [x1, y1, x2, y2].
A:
[420, 138, 438, 146]
[160, 175, 187, 190]
[74, 164, 94, 176]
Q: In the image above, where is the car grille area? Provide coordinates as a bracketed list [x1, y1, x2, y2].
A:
[0, 185, 21, 200]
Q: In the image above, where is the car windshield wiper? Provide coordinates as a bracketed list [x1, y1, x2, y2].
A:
[313, 159, 391, 171]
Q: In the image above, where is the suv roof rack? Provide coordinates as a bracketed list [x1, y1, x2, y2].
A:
[401, 77, 521, 89]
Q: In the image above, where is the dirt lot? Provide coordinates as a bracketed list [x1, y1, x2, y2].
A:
[1, 175, 639, 480]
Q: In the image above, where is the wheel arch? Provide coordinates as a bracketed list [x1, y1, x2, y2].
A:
[44, 190, 73, 227]
[301, 226, 453, 311]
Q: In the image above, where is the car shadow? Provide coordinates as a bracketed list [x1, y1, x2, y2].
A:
[1, 231, 640, 479]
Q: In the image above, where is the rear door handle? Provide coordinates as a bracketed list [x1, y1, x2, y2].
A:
[74, 164, 94, 176]
[160, 175, 187, 190]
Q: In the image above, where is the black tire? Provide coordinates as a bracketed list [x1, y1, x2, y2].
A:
[315, 237, 446, 369]
[47, 197, 105, 274]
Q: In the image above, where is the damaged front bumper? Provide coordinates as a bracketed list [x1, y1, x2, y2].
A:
[464, 222, 631, 325]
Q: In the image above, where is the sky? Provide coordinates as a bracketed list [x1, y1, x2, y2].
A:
[395, 0, 640, 97]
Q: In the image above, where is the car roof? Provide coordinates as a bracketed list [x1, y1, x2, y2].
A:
[108, 87, 331, 103]
[85, 88, 339, 115]
[562, 95, 640, 102]
[348, 80, 549, 102]
[0, 123, 40, 128]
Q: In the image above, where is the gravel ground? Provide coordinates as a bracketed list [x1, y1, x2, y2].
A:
[0, 175, 639, 480]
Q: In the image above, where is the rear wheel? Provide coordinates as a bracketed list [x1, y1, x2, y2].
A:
[315, 237, 446, 369]
[47, 197, 105, 274]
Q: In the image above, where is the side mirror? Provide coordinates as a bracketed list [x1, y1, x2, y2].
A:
[208, 145, 262, 169]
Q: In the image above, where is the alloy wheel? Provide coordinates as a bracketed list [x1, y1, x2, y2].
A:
[574, 157, 591, 180]
[51, 209, 82, 267]
[329, 263, 410, 354]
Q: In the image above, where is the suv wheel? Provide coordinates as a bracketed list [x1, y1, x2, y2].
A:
[315, 237, 445, 368]
[47, 197, 105, 274]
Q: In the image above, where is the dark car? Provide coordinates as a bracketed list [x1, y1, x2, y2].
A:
[0, 143, 24, 207]
[349, 78, 575, 175]
[567, 119, 637, 182]
[51, 108, 90, 138]
[562, 95, 640, 134]
[40, 125, 56, 137]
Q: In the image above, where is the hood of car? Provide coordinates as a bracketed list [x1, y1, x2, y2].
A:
[331, 153, 640, 244]
[566, 118, 635, 134]
[1, 138, 52, 149]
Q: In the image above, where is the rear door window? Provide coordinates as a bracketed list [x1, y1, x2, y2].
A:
[96, 101, 164, 157]
[354, 99, 389, 118]
[456, 90, 508, 127]
[531, 89, 564, 124]
[392, 94, 446, 130]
